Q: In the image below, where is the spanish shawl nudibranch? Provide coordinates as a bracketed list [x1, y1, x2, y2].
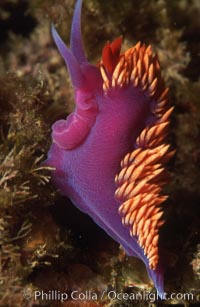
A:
[46, 0, 174, 297]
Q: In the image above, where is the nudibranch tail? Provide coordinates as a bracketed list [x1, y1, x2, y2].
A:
[106, 42, 175, 270]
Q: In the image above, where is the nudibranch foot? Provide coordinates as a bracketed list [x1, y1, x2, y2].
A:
[46, 0, 174, 298]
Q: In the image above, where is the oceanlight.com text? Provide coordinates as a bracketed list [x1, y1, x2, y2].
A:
[23, 288, 199, 303]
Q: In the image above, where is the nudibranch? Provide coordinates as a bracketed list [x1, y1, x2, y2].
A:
[46, 0, 174, 297]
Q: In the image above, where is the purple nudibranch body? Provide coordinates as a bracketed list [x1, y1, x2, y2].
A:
[46, 0, 174, 297]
